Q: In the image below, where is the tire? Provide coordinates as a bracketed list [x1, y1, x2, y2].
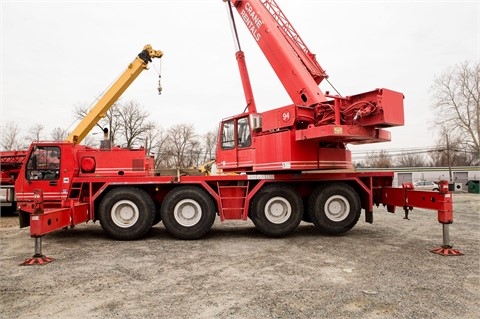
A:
[1, 204, 17, 216]
[160, 186, 216, 240]
[308, 183, 361, 235]
[250, 184, 303, 237]
[99, 187, 155, 240]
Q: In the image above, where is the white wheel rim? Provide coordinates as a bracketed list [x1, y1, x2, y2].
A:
[324, 195, 350, 222]
[264, 196, 291, 224]
[111, 200, 140, 228]
[174, 199, 202, 227]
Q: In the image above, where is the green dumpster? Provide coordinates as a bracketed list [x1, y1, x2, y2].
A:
[467, 180, 480, 194]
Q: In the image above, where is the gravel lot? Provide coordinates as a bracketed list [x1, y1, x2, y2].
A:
[1, 193, 479, 319]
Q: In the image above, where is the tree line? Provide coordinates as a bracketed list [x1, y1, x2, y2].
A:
[360, 145, 478, 168]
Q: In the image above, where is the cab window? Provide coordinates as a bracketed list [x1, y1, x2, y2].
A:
[26, 146, 60, 180]
[221, 120, 235, 150]
[237, 117, 251, 148]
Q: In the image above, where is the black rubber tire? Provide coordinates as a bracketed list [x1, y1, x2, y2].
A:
[99, 187, 155, 240]
[250, 184, 303, 237]
[1, 205, 17, 216]
[308, 183, 361, 235]
[160, 186, 216, 240]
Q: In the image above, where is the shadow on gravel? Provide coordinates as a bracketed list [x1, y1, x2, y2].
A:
[32, 220, 378, 244]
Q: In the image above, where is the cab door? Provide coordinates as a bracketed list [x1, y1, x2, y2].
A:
[217, 116, 254, 171]
[217, 119, 237, 170]
[17, 145, 66, 206]
[236, 117, 254, 168]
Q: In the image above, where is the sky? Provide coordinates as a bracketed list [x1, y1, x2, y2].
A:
[1, 0, 479, 157]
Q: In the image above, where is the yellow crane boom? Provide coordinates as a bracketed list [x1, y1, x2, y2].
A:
[67, 44, 163, 144]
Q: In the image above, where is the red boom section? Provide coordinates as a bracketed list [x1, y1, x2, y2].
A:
[259, 0, 327, 85]
[230, 0, 327, 106]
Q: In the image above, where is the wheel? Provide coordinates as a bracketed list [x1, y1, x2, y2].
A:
[160, 186, 216, 240]
[99, 187, 155, 240]
[308, 183, 361, 235]
[250, 184, 303, 237]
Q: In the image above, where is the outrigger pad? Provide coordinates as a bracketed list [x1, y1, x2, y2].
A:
[430, 246, 464, 256]
[20, 254, 54, 266]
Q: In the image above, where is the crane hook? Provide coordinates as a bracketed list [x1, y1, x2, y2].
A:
[157, 75, 162, 95]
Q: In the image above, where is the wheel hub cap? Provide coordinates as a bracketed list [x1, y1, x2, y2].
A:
[174, 199, 202, 227]
[111, 200, 139, 228]
[265, 196, 291, 224]
[324, 195, 350, 222]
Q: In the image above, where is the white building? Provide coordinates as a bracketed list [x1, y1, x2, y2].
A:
[359, 166, 480, 191]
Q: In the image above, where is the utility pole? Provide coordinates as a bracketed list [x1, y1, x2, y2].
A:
[446, 133, 452, 182]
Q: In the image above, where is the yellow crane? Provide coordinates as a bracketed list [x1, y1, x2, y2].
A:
[67, 44, 163, 144]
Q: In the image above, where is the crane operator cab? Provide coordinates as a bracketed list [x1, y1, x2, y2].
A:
[220, 116, 252, 150]
[26, 146, 60, 181]
[15, 142, 75, 211]
[218, 114, 257, 172]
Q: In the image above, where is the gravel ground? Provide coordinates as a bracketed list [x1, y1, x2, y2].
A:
[1, 193, 479, 319]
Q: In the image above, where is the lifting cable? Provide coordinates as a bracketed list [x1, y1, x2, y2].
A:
[325, 77, 343, 97]
[152, 58, 163, 95]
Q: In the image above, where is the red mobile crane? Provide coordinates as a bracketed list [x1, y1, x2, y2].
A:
[12, 0, 460, 265]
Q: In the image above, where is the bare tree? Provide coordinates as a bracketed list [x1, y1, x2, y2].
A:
[149, 127, 172, 169]
[429, 135, 477, 166]
[82, 135, 98, 147]
[51, 127, 68, 141]
[116, 101, 156, 148]
[430, 61, 480, 165]
[396, 152, 427, 167]
[142, 126, 157, 156]
[364, 150, 393, 168]
[167, 123, 201, 168]
[201, 129, 218, 163]
[26, 123, 44, 143]
[0, 121, 22, 150]
[427, 149, 446, 167]
[73, 102, 121, 145]
[140, 124, 203, 170]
